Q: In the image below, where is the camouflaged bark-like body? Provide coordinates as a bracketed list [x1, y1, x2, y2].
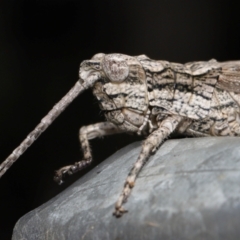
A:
[92, 54, 240, 139]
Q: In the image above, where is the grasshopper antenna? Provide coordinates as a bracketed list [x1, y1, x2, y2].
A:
[0, 79, 92, 178]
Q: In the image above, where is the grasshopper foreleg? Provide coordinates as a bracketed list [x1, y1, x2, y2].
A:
[54, 122, 122, 184]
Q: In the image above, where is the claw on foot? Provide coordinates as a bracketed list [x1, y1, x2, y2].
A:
[53, 158, 92, 184]
[113, 207, 128, 218]
[54, 165, 74, 184]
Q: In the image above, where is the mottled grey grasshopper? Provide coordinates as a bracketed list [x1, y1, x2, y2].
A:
[1, 53, 240, 217]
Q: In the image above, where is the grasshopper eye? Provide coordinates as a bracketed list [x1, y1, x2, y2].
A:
[80, 60, 101, 71]
[92, 63, 101, 70]
[102, 54, 129, 82]
[89, 61, 101, 70]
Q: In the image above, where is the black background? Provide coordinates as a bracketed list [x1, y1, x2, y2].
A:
[0, 1, 239, 239]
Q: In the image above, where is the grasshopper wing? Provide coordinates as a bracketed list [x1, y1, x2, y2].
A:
[217, 61, 240, 93]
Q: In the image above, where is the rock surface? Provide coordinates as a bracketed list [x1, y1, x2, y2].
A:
[12, 137, 240, 240]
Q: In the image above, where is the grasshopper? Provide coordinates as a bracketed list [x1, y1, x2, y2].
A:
[1, 53, 240, 217]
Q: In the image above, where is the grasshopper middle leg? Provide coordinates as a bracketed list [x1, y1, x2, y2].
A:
[113, 115, 182, 217]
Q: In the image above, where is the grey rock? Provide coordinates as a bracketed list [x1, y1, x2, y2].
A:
[12, 137, 240, 240]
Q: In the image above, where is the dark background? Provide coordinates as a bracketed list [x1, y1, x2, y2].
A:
[0, 0, 239, 239]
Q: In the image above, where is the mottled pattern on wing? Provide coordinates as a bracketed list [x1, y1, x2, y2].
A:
[217, 61, 240, 93]
[140, 58, 220, 119]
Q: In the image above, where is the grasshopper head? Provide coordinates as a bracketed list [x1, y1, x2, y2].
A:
[79, 53, 130, 84]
